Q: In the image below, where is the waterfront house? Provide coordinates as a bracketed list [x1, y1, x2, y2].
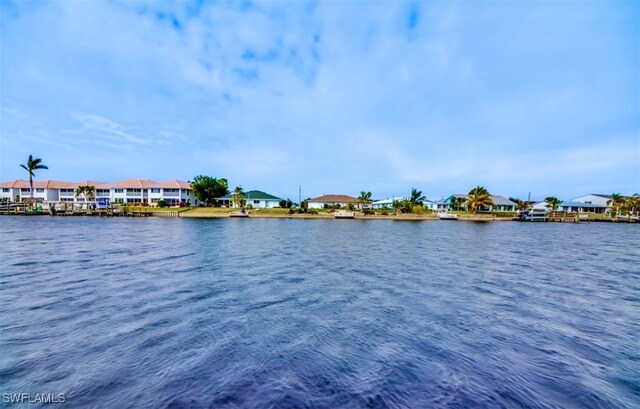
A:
[532, 200, 606, 214]
[423, 199, 438, 211]
[371, 197, 406, 210]
[444, 194, 517, 211]
[217, 190, 283, 209]
[571, 194, 612, 209]
[307, 194, 360, 209]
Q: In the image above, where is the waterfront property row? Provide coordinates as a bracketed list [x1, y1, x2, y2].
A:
[0, 178, 617, 213]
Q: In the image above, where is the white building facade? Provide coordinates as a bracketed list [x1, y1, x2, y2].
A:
[0, 178, 197, 207]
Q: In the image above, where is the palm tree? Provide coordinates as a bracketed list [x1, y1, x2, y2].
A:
[357, 191, 372, 210]
[19, 155, 48, 200]
[448, 196, 461, 211]
[409, 188, 425, 206]
[544, 197, 562, 219]
[231, 186, 245, 208]
[75, 185, 96, 202]
[509, 197, 531, 211]
[624, 194, 640, 217]
[466, 186, 494, 214]
[607, 193, 626, 217]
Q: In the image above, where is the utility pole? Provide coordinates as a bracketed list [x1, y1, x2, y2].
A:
[528, 192, 531, 202]
[298, 185, 301, 205]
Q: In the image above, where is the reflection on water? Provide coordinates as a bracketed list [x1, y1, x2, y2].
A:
[1, 217, 638, 408]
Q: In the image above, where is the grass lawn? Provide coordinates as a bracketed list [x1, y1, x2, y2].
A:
[183, 207, 235, 214]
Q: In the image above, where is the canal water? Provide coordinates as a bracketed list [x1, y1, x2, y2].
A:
[0, 218, 638, 408]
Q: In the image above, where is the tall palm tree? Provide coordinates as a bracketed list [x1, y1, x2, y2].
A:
[544, 197, 562, 218]
[466, 186, 494, 214]
[357, 191, 372, 210]
[19, 155, 48, 200]
[231, 186, 245, 208]
[607, 193, 626, 217]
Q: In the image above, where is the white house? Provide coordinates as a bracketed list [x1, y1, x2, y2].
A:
[532, 200, 606, 213]
[371, 197, 406, 209]
[217, 190, 283, 209]
[307, 194, 360, 209]
[572, 194, 612, 209]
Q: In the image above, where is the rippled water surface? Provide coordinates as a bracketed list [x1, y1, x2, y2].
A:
[1, 217, 638, 408]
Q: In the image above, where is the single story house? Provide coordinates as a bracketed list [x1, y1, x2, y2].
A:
[217, 190, 282, 209]
[307, 194, 360, 209]
[444, 194, 517, 211]
[532, 200, 606, 214]
[571, 194, 612, 209]
[371, 197, 406, 209]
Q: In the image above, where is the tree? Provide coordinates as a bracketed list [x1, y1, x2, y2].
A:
[409, 188, 425, 207]
[19, 155, 48, 200]
[544, 196, 562, 218]
[607, 193, 626, 217]
[623, 194, 639, 216]
[466, 186, 494, 214]
[75, 185, 95, 202]
[448, 196, 462, 211]
[358, 191, 372, 210]
[510, 197, 532, 211]
[231, 186, 245, 208]
[392, 198, 412, 214]
[157, 199, 167, 208]
[279, 199, 293, 208]
[190, 175, 229, 206]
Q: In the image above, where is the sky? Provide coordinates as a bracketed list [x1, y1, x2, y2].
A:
[1, 0, 638, 202]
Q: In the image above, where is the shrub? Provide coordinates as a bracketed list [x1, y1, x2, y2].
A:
[157, 199, 167, 208]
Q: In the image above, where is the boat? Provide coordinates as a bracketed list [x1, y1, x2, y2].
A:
[229, 209, 249, 218]
[334, 210, 355, 219]
[437, 211, 458, 220]
[516, 209, 547, 222]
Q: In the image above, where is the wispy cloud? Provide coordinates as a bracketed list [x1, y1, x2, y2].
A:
[0, 0, 637, 197]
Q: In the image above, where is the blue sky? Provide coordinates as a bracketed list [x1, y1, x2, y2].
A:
[1, 0, 638, 201]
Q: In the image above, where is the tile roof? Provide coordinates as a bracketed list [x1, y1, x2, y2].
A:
[308, 194, 358, 203]
[0, 179, 191, 189]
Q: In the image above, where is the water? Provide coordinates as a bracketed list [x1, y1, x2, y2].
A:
[0, 217, 638, 408]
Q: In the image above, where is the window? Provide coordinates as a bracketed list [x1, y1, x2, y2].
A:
[96, 189, 110, 195]
[127, 189, 141, 193]
[150, 188, 161, 193]
[36, 188, 44, 193]
[164, 188, 179, 193]
[2, 188, 9, 192]
[253, 200, 260, 204]
[115, 198, 124, 203]
[60, 189, 74, 193]
[114, 189, 124, 193]
[21, 188, 30, 192]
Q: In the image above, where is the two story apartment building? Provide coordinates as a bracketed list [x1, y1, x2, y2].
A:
[0, 178, 197, 207]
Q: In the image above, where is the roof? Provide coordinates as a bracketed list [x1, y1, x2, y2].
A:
[371, 197, 407, 205]
[308, 194, 358, 203]
[218, 190, 282, 201]
[560, 201, 605, 208]
[0, 179, 192, 189]
[445, 194, 516, 206]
